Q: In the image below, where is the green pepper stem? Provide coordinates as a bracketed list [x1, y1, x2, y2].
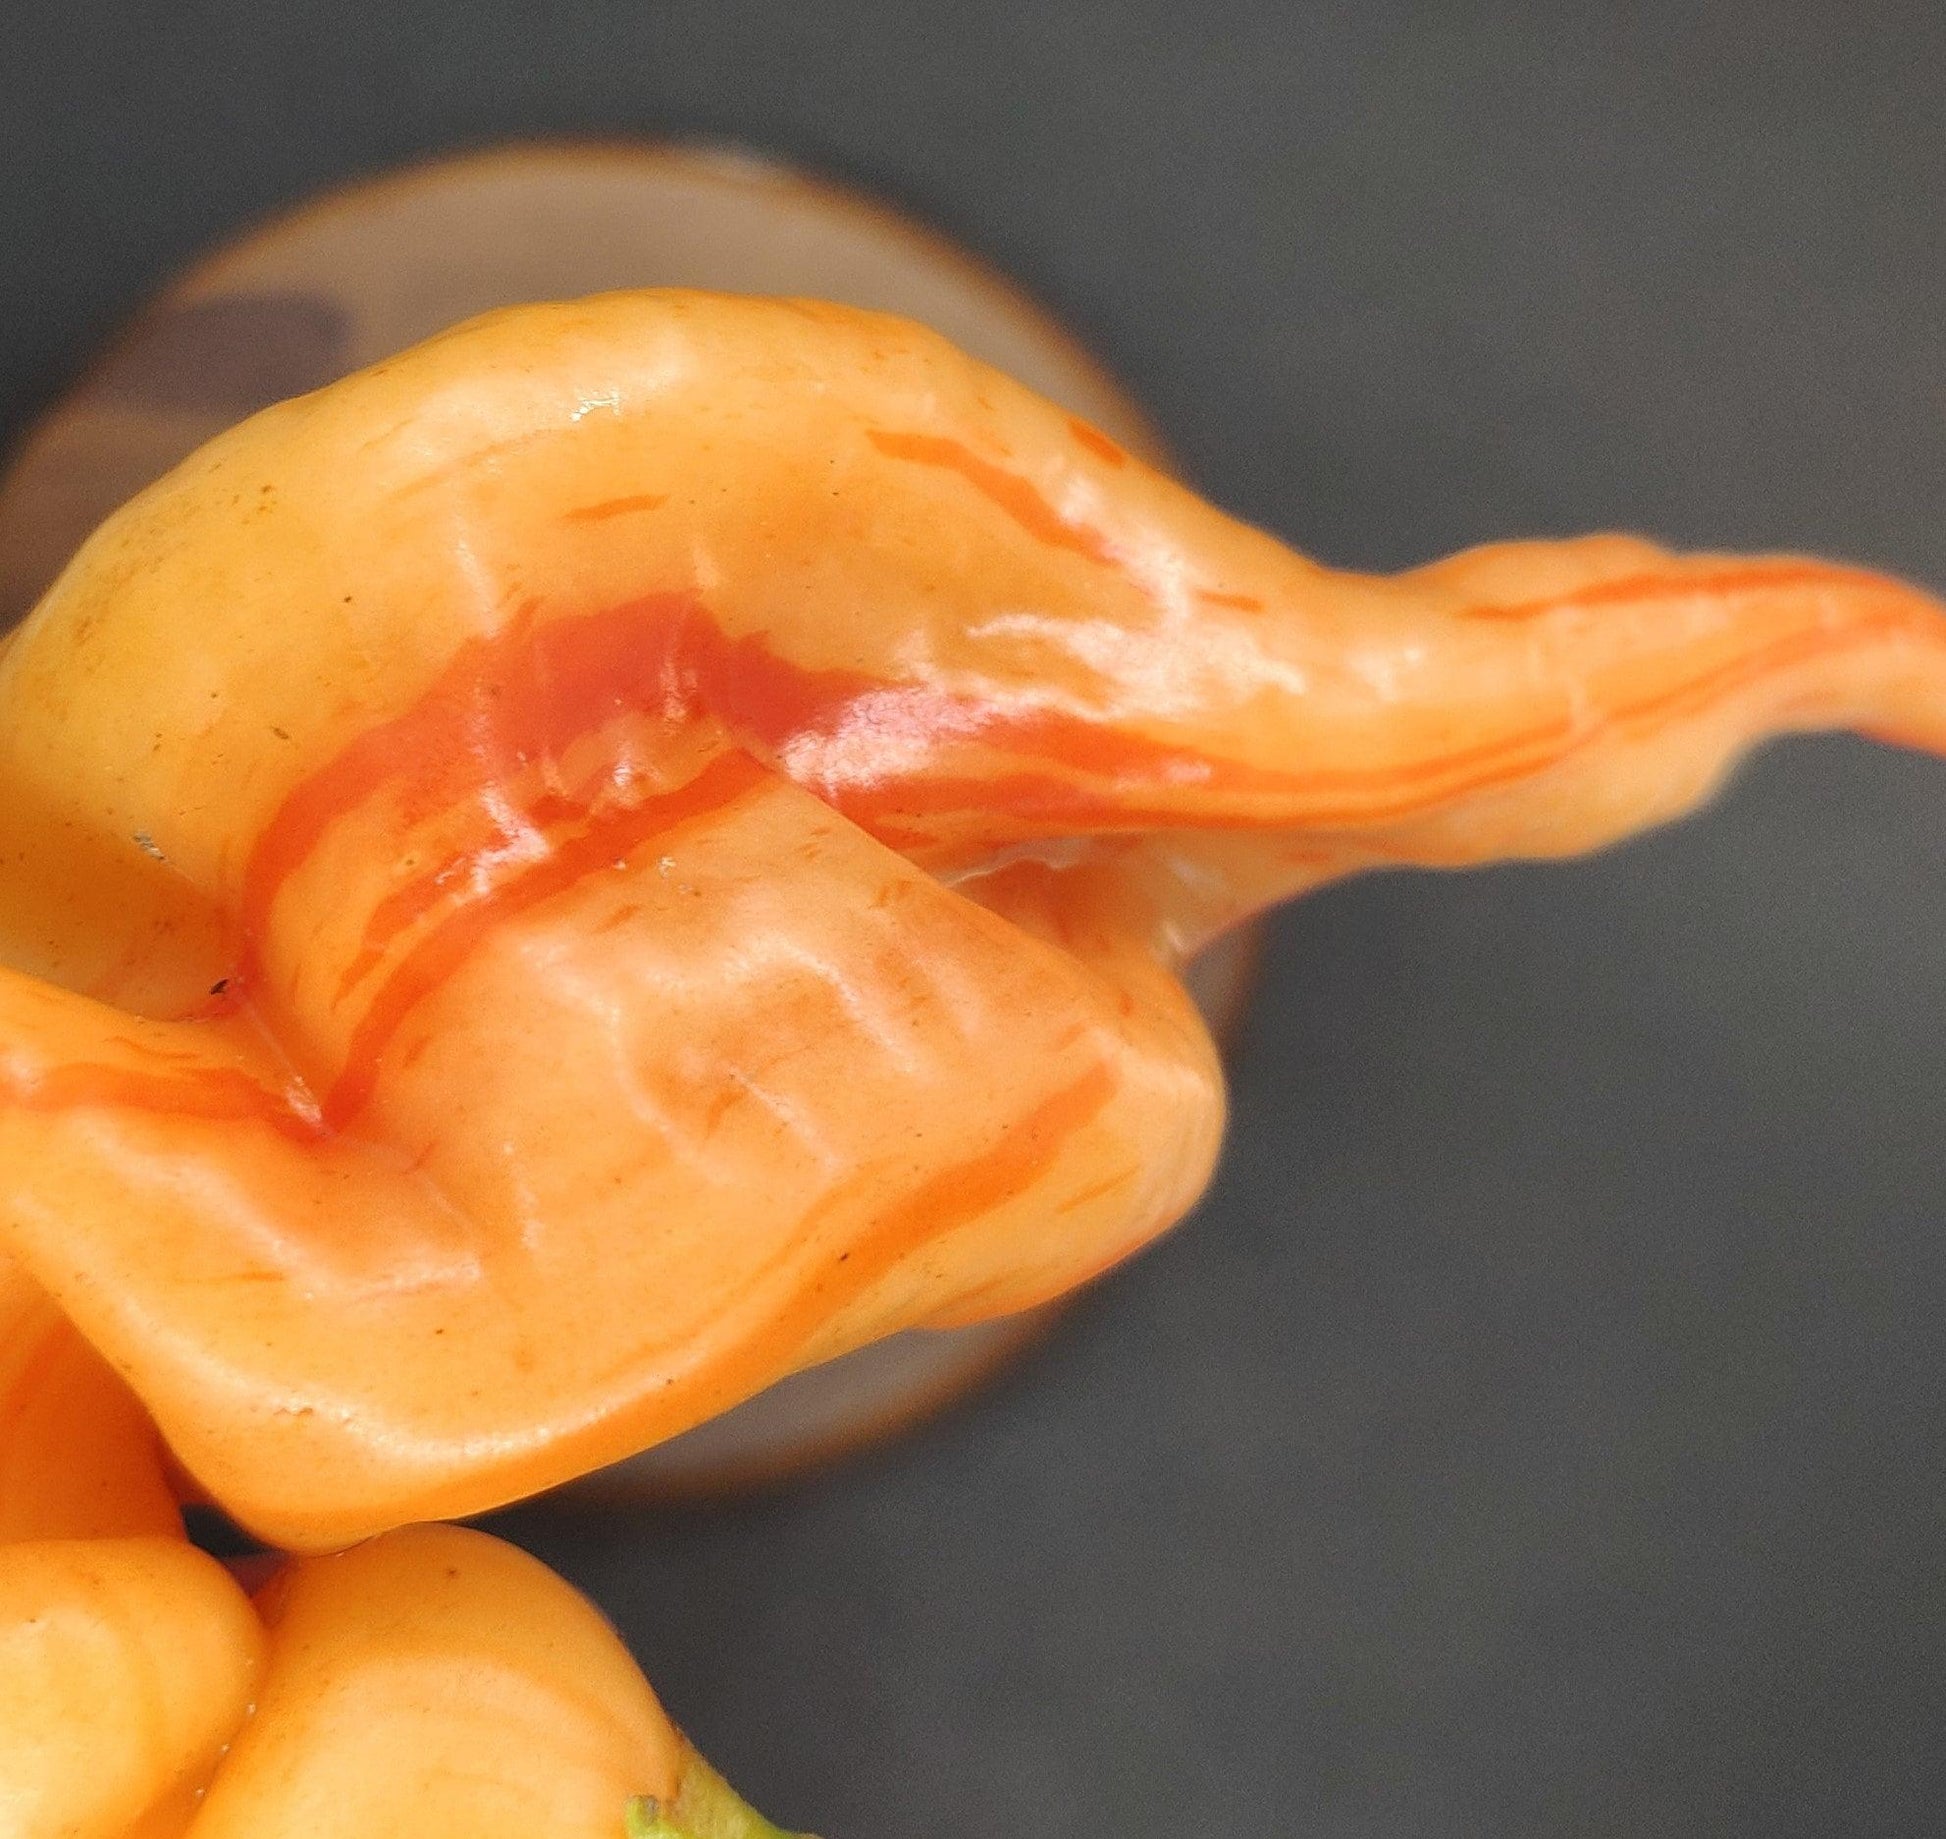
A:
[625, 1799, 687, 1839]
[625, 1744, 816, 1839]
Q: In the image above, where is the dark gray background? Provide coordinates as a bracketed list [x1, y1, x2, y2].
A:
[7, 5, 1944, 1834]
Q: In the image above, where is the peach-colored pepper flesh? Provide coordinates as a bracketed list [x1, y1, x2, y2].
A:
[0, 1249, 773, 1837]
[2, 292, 1943, 1551]
[184, 1526, 685, 1839]
[0, 1251, 264, 1839]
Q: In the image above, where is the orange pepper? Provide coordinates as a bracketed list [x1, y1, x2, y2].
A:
[182, 1524, 802, 1839]
[2, 292, 1942, 1550]
[0, 1255, 802, 1837]
[0, 1249, 265, 1839]
[0, 1247, 180, 1543]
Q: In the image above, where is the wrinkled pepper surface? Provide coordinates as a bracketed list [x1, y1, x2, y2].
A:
[0, 1248, 799, 1837]
[2, 292, 1943, 1555]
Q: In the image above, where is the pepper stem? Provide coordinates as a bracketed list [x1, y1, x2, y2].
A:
[625, 1743, 816, 1839]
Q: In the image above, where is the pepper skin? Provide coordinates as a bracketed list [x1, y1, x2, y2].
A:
[0, 1250, 265, 1839]
[182, 1524, 803, 1839]
[2, 292, 1942, 1548]
[0, 1249, 180, 1544]
[0, 1248, 801, 1837]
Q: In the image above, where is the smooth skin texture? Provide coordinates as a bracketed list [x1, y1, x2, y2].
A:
[0, 1251, 266, 1839]
[183, 1525, 689, 1839]
[1, 292, 1941, 1547]
[0, 1250, 180, 1543]
[0, 1537, 264, 1839]
[175, 1525, 804, 1838]
[0, 1256, 798, 1838]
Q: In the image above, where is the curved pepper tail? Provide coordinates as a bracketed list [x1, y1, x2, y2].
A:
[1, 291, 1940, 1542]
[1158, 541, 1946, 936]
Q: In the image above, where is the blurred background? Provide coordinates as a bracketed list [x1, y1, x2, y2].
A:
[7, 5, 1945, 1834]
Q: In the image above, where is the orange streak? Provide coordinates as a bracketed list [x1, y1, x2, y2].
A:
[332, 778, 620, 1009]
[1198, 589, 1265, 612]
[1053, 1163, 1140, 1214]
[1308, 599, 1943, 829]
[563, 493, 668, 523]
[321, 750, 767, 1129]
[857, 602, 1946, 837]
[1068, 418, 1128, 467]
[593, 903, 644, 936]
[240, 590, 1265, 970]
[0, 1059, 321, 1141]
[694, 1061, 1117, 1406]
[867, 429, 1122, 569]
[1460, 559, 1889, 620]
[242, 595, 695, 989]
[634, 604, 1285, 811]
[241, 562, 1946, 1016]
[233, 568, 1938, 1126]
[335, 874, 464, 1009]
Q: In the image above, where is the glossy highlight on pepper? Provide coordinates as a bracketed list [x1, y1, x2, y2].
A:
[2, 290, 1943, 1549]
